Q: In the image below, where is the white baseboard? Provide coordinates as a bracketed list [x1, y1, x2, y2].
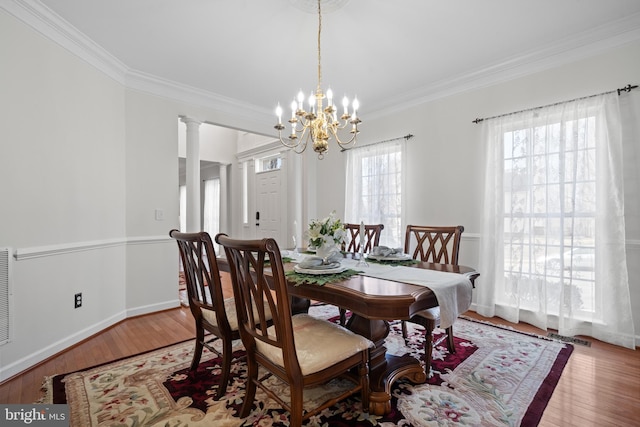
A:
[0, 310, 126, 382]
[126, 299, 181, 318]
[0, 298, 181, 382]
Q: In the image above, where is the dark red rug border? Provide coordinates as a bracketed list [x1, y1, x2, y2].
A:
[459, 315, 575, 426]
[521, 343, 573, 426]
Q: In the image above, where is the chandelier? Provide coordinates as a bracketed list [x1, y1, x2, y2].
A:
[274, 0, 361, 159]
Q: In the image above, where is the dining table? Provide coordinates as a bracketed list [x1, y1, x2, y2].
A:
[217, 253, 479, 416]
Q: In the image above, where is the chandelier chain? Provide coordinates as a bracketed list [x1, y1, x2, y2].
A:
[317, 0, 322, 92]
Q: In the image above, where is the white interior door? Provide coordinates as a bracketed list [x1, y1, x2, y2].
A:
[256, 169, 285, 245]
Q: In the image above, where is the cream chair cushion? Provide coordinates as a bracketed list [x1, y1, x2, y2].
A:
[256, 314, 373, 376]
[413, 306, 440, 321]
[201, 297, 272, 331]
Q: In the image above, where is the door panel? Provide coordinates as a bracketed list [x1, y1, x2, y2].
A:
[256, 169, 282, 243]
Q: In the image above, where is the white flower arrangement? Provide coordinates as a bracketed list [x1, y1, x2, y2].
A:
[307, 211, 347, 249]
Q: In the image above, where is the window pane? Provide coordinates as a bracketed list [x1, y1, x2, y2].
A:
[345, 141, 404, 248]
[499, 115, 597, 317]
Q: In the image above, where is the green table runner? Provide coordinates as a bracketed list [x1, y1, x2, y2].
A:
[285, 269, 362, 286]
[364, 257, 419, 266]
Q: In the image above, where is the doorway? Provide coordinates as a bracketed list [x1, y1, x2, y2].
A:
[253, 153, 289, 247]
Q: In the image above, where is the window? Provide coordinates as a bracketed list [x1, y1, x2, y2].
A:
[478, 92, 634, 349]
[242, 161, 249, 224]
[345, 140, 405, 247]
[256, 154, 281, 172]
[501, 117, 596, 316]
[203, 179, 220, 242]
[179, 185, 186, 232]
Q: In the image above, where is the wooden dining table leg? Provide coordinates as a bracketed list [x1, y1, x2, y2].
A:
[290, 295, 311, 314]
[347, 314, 427, 415]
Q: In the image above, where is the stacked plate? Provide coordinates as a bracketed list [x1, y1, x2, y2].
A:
[367, 252, 412, 262]
[294, 261, 346, 275]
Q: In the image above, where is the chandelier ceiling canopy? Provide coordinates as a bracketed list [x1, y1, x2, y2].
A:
[274, 0, 361, 159]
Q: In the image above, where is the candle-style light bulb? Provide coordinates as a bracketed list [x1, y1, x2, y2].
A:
[308, 93, 315, 112]
[276, 104, 282, 125]
[352, 97, 360, 120]
[326, 88, 333, 105]
[342, 96, 349, 115]
[290, 100, 297, 118]
[297, 90, 305, 110]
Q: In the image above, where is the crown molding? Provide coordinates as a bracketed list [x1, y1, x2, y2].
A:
[125, 69, 274, 128]
[1, 0, 128, 84]
[1, 0, 274, 128]
[4, 0, 640, 124]
[368, 12, 640, 119]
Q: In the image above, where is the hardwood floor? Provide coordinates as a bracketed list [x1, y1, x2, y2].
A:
[1, 301, 639, 426]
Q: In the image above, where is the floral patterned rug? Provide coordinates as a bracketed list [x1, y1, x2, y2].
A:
[40, 305, 572, 426]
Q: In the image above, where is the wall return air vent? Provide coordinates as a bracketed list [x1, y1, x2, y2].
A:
[0, 248, 11, 345]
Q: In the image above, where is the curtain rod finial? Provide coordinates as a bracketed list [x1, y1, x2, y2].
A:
[617, 84, 638, 95]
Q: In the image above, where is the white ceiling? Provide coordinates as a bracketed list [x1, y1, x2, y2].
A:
[19, 0, 640, 122]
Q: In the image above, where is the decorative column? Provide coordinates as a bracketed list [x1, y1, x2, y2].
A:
[181, 117, 202, 232]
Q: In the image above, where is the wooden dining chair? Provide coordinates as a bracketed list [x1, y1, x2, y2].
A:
[402, 225, 464, 377]
[342, 223, 385, 254]
[169, 229, 250, 400]
[216, 233, 372, 427]
[338, 223, 385, 325]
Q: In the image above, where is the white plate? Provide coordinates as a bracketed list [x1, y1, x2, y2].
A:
[294, 264, 347, 275]
[367, 253, 412, 261]
[297, 261, 341, 270]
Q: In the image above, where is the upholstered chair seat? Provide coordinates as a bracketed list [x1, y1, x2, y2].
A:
[201, 297, 272, 332]
[256, 313, 373, 376]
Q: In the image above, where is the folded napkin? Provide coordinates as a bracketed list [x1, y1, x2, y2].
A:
[298, 256, 323, 269]
[372, 246, 404, 257]
[298, 253, 342, 269]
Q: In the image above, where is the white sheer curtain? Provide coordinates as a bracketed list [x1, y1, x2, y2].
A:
[477, 92, 635, 348]
[344, 140, 406, 247]
[203, 178, 220, 244]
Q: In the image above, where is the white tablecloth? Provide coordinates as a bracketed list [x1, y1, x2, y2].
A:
[341, 259, 474, 329]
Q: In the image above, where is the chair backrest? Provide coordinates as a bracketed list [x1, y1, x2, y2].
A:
[169, 229, 231, 332]
[404, 225, 464, 265]
[215, 234, 301, 376]
[342, 223, 384, 253]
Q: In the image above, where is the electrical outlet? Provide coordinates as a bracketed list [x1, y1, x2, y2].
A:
[74, 292, 82, 308]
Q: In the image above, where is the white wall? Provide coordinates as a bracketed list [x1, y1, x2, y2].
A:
[1, 7, 639, 382]
[0, 9, 128, 379]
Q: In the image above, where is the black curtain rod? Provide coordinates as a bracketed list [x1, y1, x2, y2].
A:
[472, 84, 638, 124]
[340, 134, 414, 152]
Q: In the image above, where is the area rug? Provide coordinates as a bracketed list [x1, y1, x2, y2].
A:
[40, 305, 572, 426]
